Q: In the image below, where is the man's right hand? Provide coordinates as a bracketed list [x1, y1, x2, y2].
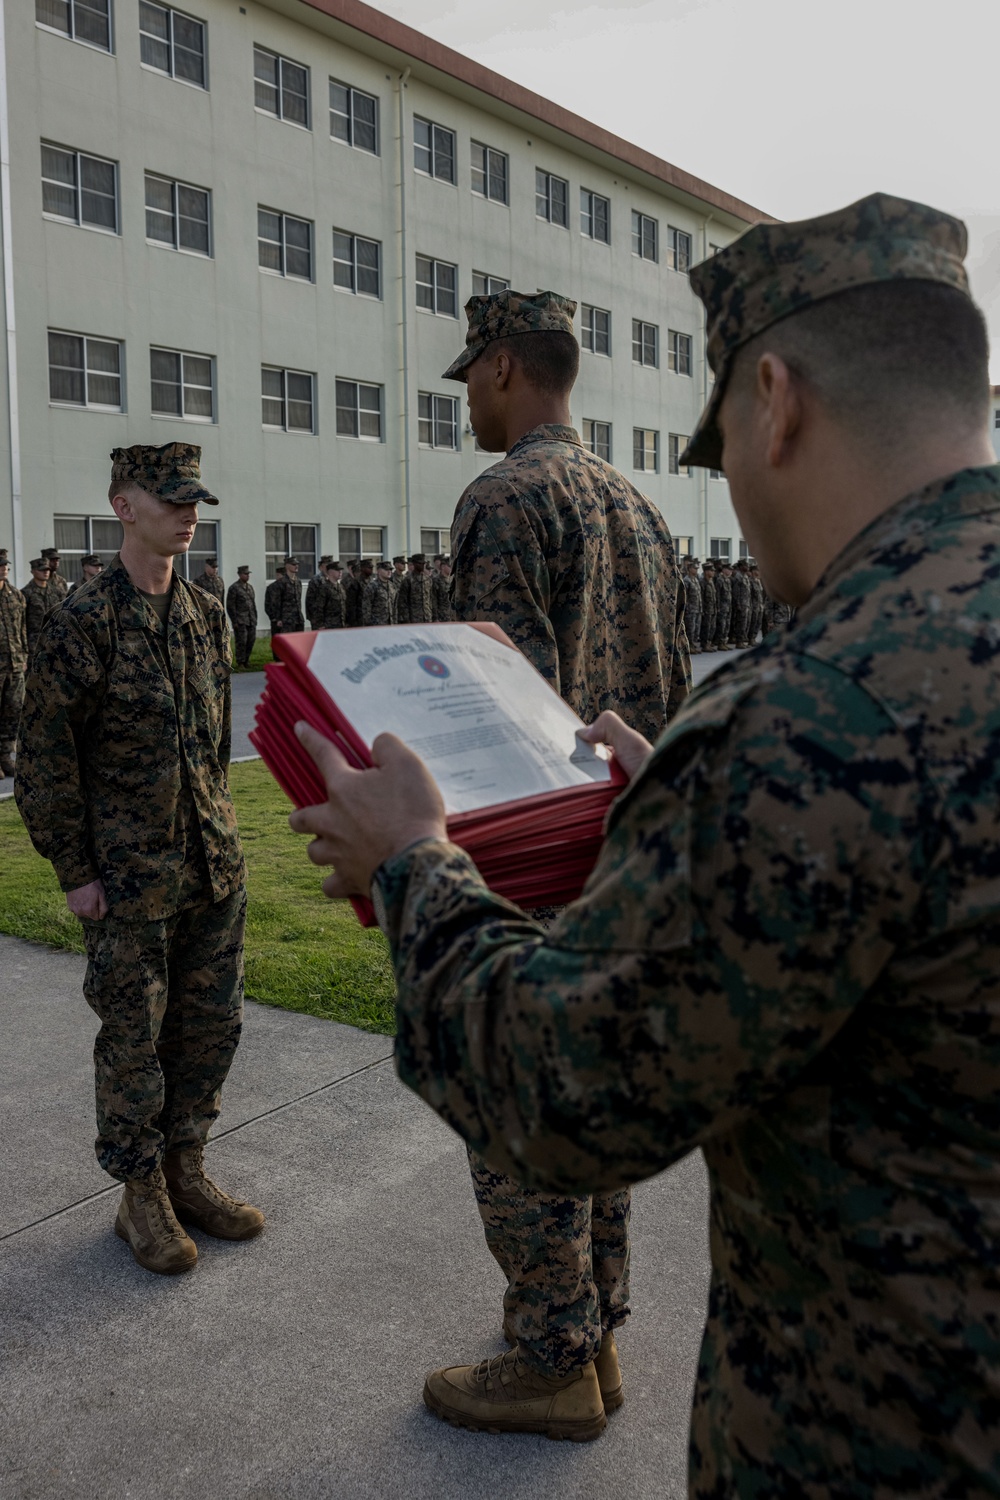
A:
[66, 879, 108, 921]
[578, 712, 653, 782]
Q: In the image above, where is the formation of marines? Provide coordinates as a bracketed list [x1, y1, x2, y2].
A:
[681, 554, 785, 652]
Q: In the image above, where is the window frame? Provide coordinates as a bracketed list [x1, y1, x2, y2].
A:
[138, 2, 207, 89]
[253, 45, 310, 129]
[632, 427, 659, 474]
[144, 170, 211, 257]
[583, 419, 612, 463]
[261, 365, 316, 434]
[52, 515, 124, 583]
[257, 206, 313, 282]
[667, 329, 693, 377]
[334, 378, 384, 442]
[41, 141, 119, 235]
[631, 318, 659, 368]
[535, 168, 569, 228]
[415, 255, 458, 318]
[631, 209, 658, 262]
[413, 116, 456, 184]
[48, 329, 124, 412]
[579, 188, 610, 244]
[470, 140, 508, 204]
[667, 225, 692, 274]
[668, 434, 691, 476]
[149, 345, 215, 424]
[265, 522, 318, 581]
[710, 537, 732, 563]
[328, 78, 379, 155]
[417, 391, 460, 451]
[581, 304, 611, 358]
[333, 229, 382, 299]
[471, 271, 510, 297]
[35, 0, 114, 54]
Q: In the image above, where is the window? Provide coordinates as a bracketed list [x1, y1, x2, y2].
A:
[266, 523, 317, 580]
[329, 80, 378, 153]
[581, 305, 611, 357]
[48, 331, 122, 410]
[36, 0, 111, 51]
[144, 173, 210, 255]
[139, 3, 205, 87]
[333, 231, 381, 297]
[667, 330, 693, 376]
[52, 515, 123, 583]
[472, 271, 509, 297]
[418, 393, 459, 450]
[261, 366, 314, 433]
[338, 525, 385, 563]
[258, 208, 312, 280]
[41, 143, 117, 232]
[709, 467, 725, 480]
[413, 117, 455, 183]
[668, 434, 690, 476]
[335, 379, 382, 440]
[632, 427, 659, 473]
[416, 255, 457, 317]
[710, 538, 732, 562]
[253, 46, 308, 127]
[667, 226, 692, 273]
[994, 408, 1000, 429]
[150, 347, 214, 421]
[583, 420, 611, 462]
[631, 210, 657, 261]
[580, 189, 610, 243]
[739, 539, 750, 560]
[535, 169, 568, 227]
[420, 527, 449, 555]
[173, 521, 219, 580]
[631, 319, 658, 368]
[674, 536, 693, 558]
[471, 141, 507, 203]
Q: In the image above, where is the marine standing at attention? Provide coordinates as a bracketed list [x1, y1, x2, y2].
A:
[0, 546, 27, 778]
[290, 195, 1000, 1494]
[194, 554, 225, 603]
[16, 442, 263, 1275]
[21, 558, 56, 659]
[226, 565, 257, 669]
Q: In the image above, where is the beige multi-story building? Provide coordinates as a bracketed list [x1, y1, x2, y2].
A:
[1, 0, 769, 586]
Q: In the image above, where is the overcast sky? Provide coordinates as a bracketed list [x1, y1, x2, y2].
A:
[382, 0, 999, 378]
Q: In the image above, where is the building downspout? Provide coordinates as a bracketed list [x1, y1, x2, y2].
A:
[395, 66, 412, 556]
[699, 214, 713, 559]
[0, 2, 22, 577]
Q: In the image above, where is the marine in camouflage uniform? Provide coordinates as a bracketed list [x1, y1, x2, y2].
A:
[728, 558, 751, 647]
[266, 556, 304, 637]
[395, 554, 435, 625]
[343, 563, 364, 627]
[763, 590, 794, 635]
[306, 557, 333, 630]
[0, 547, 27, 777]
[226, 566, 257, 667]
[699, 563, 717, 650]
[683, 561, 702, 654]
[194, 556, 225, 604]
[439, 290, 691, 1394]
[21, 558, 56, 658]
[360, 197, 1000, 1486]
[431, 557, 455, 622]
[712, 562, 733, 649]
[41, 548, 69, 603]
[16, 442, 261, 1273]
[747, 564, 764, 644]
[362, 561, 398, 625]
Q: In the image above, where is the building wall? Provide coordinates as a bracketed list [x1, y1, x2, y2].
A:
[5, 0, 753, 586]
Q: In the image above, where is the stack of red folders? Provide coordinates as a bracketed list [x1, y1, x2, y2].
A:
[249, 625, 626, 927]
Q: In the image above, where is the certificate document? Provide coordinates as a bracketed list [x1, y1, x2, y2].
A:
[305, 623, 612, 814]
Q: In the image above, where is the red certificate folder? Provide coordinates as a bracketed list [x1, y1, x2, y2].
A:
[250, 623, 626, 927]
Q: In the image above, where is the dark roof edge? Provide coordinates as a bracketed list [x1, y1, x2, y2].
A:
[289, 0, 775, 227]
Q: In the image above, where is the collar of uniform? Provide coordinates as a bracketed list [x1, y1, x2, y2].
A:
[506, 423, 582, 458]
[801, 463, 1000, 622]
[102, 552, 203, 633]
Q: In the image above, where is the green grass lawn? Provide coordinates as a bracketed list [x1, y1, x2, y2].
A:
[233, 635, 275, 673]
[0, 759, 397, 1035]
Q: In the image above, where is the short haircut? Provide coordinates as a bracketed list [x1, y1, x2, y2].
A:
[729, 281, 990, 447]
[108, 478, 150, 504]
[489, 331, 580, 394]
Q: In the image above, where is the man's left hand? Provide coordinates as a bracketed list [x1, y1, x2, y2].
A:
[289, 723, 448, 897]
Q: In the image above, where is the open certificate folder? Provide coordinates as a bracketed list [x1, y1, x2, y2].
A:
[250, 622, 627, 926]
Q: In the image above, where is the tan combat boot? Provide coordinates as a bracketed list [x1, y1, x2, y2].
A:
[424, 1347, 606, 1441]
[163, 1145, 264, 1240]
[114, 1168, 198, 1275]
[504, 1319, 623, 1412]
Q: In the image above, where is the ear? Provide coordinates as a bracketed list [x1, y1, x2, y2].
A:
[757, 353, 802, 468]
[109, 490, 135, 525]
[494, 351, 513, 391]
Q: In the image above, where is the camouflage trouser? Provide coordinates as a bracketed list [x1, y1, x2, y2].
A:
[748, 599, 763, 644]
[701, 607, 717, 652]
[685, 604, 702, 652]
[0, 666, 25, 753]
[81, 887, 246, 1183]
[714, 604, 731, 650]
[233, 624, 255, 666]
[729, 602, 750, 647]
[468, 1151, 631, 1376]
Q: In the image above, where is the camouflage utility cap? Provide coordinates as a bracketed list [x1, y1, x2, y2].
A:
[110, 442, 219, 505]
[443, 290, 578, 381]
[681, 192, 972, 470]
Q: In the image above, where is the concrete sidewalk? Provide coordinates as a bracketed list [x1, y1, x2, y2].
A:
[0, 933, 710, 1500]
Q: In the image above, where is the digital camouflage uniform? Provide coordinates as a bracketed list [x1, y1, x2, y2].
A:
[728, 564, 750, 647]
[0, 562, 27, 767]
[21, 576, 56, 659]
[226, 576, 257, 667]
[395, 568, 435, 625]
[362, 573, 398, 626]
[266, 570, 304, 637]
[431, 571, 455, 622]
[375, 197, 1000, 1492]
[194, 569, 225, 605]
[42, 553, 69, 603]
[748, 571, 765, 644]
[16, 444, 246, 1185]
[763, 592, 794, 635]
[712, 567, 732, 649]
[700, 569, 717, 651]
[438, 290, 692, 1377]
[343, 572, 364, 628]
[306, 572, 334, 630]
[683, 569, 702, 653]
